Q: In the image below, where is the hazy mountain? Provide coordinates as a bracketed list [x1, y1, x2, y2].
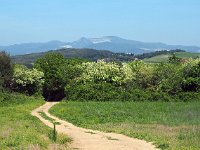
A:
[0, 41, 66, 56]
[67, 36, 200, 54]
[1, 36, 200, 55]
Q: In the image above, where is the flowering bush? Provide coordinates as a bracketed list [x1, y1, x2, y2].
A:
[12, 65, 44, 95]
[78, 60, 133, 85]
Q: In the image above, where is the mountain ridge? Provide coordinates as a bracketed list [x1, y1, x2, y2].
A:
[1, 36, 200, 55]
[11, 48, 136, 66]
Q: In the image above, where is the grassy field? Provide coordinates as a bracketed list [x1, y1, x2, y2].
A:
[175, 52, 200, 58]
[0, 92, 71, 150]
[143, 54, 170, 63]
[143, 52, 200, 63]
[50, 101, 200, 150]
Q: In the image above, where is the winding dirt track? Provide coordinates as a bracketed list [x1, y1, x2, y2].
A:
[32, 102, 158, 150]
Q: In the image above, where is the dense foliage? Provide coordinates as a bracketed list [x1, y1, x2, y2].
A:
[2, 51, 200, 101]
[67, 58, 200, 101]
[11, 65, 44, 95]
[34, 53, 86, 100]
[181, 58, 200, 92]
[0, 51, 13, 89]
[34, 53, 67, 100]
[78, 61, 133, 85]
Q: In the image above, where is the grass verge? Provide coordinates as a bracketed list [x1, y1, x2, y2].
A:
[39, 111, 61, 125]
[0, 91, 71, 149]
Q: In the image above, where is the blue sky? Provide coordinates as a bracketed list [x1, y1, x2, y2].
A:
[0, 0, 200, 46]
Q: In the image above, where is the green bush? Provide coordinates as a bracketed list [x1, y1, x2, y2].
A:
[0, 51, 13, 88]
[181, 59, 200, 92]
[27, 54, 200, 101]
[174, 92, 200, 102]
[35, 54, 85, 101]
[149, 91, 172, 102]
[78, 60, 133, 85]
[66, 82, 120, 101]
[153, 63, 183, 94]
[66, 82, 174, 102]
[0, 90, 41, 106]
[128, 61, 154, 89]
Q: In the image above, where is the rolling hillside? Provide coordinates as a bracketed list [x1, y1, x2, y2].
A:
[11, 48, 135, 66]
[143, 52, 200, 63]
[175, 52, 200, 58]
[12, 48, 200, 66]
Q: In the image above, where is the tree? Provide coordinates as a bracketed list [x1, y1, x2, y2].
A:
[152, 63, 183, 93]
[169, 53, 181, 63]
[34, 53, 67, 101]
[0, 51, 13, 89]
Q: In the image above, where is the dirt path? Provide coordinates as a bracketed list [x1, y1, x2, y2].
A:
[32, 102, 159, 150]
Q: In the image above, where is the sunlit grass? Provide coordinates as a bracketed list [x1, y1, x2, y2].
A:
[0, 92, 71, 149]
[50, 101, 200, 150]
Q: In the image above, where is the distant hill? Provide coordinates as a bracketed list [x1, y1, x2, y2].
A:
[175, 52, 200, 58]
[0, 41, 66, 56]
[67, 36, 200, 54]
[143, 52, 200, 63]
[143, 55, 170, 63]
[1, 36, 200, 55]
[12, 48, 199, 66]
[12, 48, 135, 66]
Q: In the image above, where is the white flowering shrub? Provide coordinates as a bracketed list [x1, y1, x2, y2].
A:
[12, 65, 44, 95]
[78, 60, 133, 85]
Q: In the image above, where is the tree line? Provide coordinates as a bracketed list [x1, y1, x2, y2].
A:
[1, 51, 200, 101]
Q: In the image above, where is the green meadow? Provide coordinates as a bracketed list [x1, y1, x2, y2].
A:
[50, 101, 200, 150]
[143, 52, 200, 63]
[0, 92, 71, 149]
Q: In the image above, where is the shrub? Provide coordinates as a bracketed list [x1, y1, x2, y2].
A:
[149, 91, 172, 102]
[153, 63, 183, 94]
[65, 59, 199, 102]
[66, 82, 173, 102]
[78, 61, 133, 85]
[128, 61, 154, 89]
[0, 90, 40, 106]
[11, 65, 44, 95]
[174, 92, 200, 102]
[0, 51, 13, 88]
[169, 53, 181, 63]
[66, 82, 120, 101]
[181, 59, 200, 92]
[35, 54, 86, 101]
